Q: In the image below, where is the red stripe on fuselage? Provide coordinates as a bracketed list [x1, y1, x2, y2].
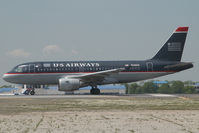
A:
[4, 71, 177, 75]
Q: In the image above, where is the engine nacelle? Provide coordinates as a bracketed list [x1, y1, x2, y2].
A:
[58, 78, 80, 91]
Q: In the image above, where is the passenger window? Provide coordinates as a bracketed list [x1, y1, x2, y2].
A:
[75, 67, 79, 71]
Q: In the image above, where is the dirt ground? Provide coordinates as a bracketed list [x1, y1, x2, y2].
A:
[0, 95, 199, 133]
[0, 111, 199, 133]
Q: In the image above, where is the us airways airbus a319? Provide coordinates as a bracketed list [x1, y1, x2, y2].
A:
[3, 27, 193, 94]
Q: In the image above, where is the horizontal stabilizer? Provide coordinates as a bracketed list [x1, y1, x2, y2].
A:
[164, 62, 193, 71]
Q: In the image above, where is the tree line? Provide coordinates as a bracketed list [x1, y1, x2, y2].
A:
[0, 85, 13, 88]
[125, 81, 197, 94]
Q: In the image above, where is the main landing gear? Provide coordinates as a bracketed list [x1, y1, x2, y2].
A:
[30, 89, 35, 95]
[23, 88, 35, 95]
[90, 86, 100, 95]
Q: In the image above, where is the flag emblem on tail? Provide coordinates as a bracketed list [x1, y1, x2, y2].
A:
[168, 42, 182, 51]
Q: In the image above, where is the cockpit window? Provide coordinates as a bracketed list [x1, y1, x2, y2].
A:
[13, 65, 28, 73]
[15, 67, 22, 72]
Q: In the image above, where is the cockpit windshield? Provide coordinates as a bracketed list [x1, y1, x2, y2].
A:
[13, 65, 28, 73]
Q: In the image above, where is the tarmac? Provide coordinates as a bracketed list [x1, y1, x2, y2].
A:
[0, 93, 179, 99]
[0, 93, 197, 99]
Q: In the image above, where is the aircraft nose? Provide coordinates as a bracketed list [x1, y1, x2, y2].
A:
[3, 73, 19, 84]
[3, 73, 10, 82]
[3, 74, 7, 80]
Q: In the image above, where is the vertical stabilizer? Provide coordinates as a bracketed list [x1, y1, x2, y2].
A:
[152, 27, 188, 61]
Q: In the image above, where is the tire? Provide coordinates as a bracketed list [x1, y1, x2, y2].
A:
[90, 89, 100, 95]
[90, 89, 94, 94]
[96, 89, 100, 95]
[30, 91, 35, 95]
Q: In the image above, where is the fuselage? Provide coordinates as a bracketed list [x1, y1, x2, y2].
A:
[3, 60, 193, 87]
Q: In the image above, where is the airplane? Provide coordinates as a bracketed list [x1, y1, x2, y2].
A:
[3, 27, 193, 95]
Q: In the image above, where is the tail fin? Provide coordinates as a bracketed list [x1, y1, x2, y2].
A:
[152, 27, 189, 61]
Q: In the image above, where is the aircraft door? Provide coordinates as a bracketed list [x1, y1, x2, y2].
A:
[29, 64, 35, 73]
[146, 62, 153, 71]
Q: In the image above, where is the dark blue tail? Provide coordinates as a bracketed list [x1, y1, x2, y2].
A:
[152, 27, 188, 61]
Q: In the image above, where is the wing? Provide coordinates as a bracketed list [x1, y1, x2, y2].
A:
[68, 68, 125, 83]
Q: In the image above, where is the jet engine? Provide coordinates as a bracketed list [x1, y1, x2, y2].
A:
[58, 78, 80, 91]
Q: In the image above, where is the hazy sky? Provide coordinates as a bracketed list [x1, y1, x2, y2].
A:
[0, 0, 199, 85]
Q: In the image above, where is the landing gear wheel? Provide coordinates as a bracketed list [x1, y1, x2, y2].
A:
[30, 90, 35, 95]
[90, 88, 100, 95]
[96, 89, 100, 95]
[90, 89, 94, 94]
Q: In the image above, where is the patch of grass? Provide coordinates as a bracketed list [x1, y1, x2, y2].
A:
[128, 129, 135, 133]
[0, 96, 199, 114]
